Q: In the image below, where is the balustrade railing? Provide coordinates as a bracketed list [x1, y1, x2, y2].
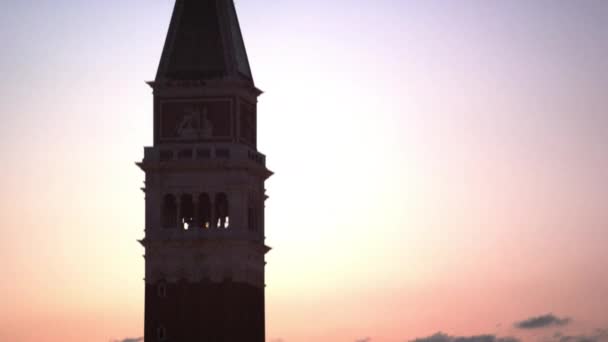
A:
[144, 144, 266, 166]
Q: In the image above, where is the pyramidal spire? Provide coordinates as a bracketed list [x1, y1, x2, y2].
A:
[155, 0, 254, 83]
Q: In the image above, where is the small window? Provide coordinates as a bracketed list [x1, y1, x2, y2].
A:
[157, 282, 167, 298]
[157, 326, 167, 341]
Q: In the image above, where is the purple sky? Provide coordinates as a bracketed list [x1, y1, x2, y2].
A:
[0, 1, 607, 342]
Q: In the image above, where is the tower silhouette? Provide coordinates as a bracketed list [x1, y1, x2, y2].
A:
[138, 1, 272, 341]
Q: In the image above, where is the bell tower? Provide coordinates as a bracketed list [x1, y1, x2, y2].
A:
[138, 1, 272, 341]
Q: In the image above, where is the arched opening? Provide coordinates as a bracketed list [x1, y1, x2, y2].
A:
[161, 194, 177, 229]
[157, 281, 167, 298]
[198, 193, 212, 229]
[215, 193, 229, 229]
[157, 326, 167, 341]
[180, 194, 194, 230]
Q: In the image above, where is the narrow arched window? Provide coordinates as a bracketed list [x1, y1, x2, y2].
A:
[157, 281, 167, 298]
[157, 326, 167, 341]
[180, 194, 194, 230]
[161, 194, 177, 229]
[198, 193, 211, 229]
[215, 193, 229, 229]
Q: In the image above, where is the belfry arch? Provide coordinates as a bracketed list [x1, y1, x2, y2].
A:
[215, 193, 229, 229]
[179, 194, 194, 230]
[198, 193, 212, 229]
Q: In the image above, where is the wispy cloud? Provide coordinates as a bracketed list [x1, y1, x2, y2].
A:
[356, 338, 372, 342]
[549, 329, 608, 342]
[409, 332, 519, 342]
[110, 338, 143, 342]
[514, 314, 571, 329]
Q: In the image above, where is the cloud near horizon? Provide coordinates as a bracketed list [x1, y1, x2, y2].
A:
[409, 332, 519, 342]
[355, 338, 372, 342]
[550, 329, 608, 342]
[515, 314, 571, 329]
[111, 338, 143, 342]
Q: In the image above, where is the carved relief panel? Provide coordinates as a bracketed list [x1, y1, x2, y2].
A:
[159, 98, 233, 142]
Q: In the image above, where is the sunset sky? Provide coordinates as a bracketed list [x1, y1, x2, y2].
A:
[0, 1, 607, 341]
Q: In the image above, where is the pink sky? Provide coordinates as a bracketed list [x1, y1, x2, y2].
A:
[0, 1, 607, 341]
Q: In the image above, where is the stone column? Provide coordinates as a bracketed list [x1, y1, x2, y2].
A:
[210, 195, 216, 229]
[193, 194, 199, 230]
